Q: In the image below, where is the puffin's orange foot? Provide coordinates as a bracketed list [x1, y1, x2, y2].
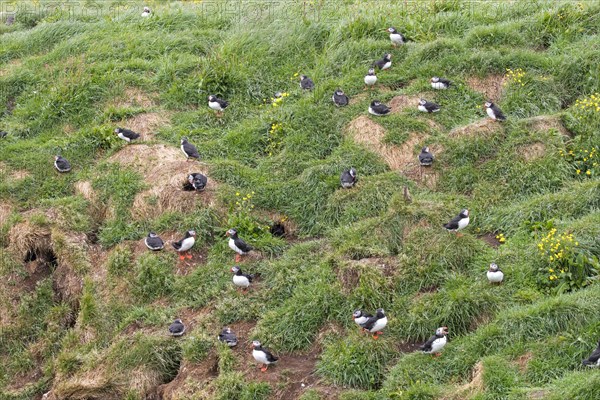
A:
[260, 366, 268, 372]
[372, 335, 379, 340]
[434, 353, 442, 357]
[179, 255, 185, 260]
[186, 254, 192, 259]
[235, 254, 242, 263]
[377, 331, 384, 335]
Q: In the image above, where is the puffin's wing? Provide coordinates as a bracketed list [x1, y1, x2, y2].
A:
[419, 334, 437, 351]
[362, 315, 379, 331]
[57, 158, 71, 170]
[440, 78, 452, 86]
[243, 273, 254, 282]
[234, 237, 252, 252]
[586, 346, 600, 364]
[358, 313, 374, 327]
[183, 142, 200, 158]
[218, 98, 229, 108]
[172, 239, 183, 250]
[373, 59, 384, 69]
[443, 214, 462, 230]
[493, 105, 506, 120]
[264, 348, 278, 362]
[426, 102, 440, 112]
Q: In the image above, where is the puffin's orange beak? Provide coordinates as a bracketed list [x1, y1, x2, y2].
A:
[226, 232, 230, 237]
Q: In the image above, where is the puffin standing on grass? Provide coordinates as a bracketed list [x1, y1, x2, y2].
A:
[180, 137, 200, 161]
[373, 53, 392, 71]
[0, 131, 7, 138]
[418, 146, 435, 166]
[352, 310, 373, 329]
[218, 327, 238, 347]
[420, 327, 449, 356]
[582, 339, 600, 367]
[418, 99, 441, 113]
[208, 95, 228, 117]
[115, 127, 140, 143]
[300, 75, 315, 90]
[141, 6, 151, 17]
[340, 168, 357, 188]
[332, 89, 349, 107]
[231, 266, 254, 291]
[487, 262, 504, 284]
[144, 232, 164, 251]
[226, 228, 252, 262]
[386, 27, 407, 47]
[252, 340, 279, 372]
[54, 155, 72, 173]
[485, 101, 506, 121]
[443, 209, 470, 236]
[368, 100, 391, 116]
[364, 68, 378, 90]
[430, 77, 452, 90]
[172, 230, 196, 260]
[361, 308, 388, 340]
[168, 319, 185, 336]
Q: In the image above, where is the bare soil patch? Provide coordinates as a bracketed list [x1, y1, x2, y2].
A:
[467, 74, 506, 102]
[449, 118, 502, 139]
[119, 112, 170, 141]
[388, 94, 423, 114]
[441, 361, 484, 400]
[477, 233, 501, 249]
[517, 142, 546, 162]
[524, 115, 571, 137]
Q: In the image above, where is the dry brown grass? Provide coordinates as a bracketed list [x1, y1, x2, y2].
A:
[0, 202, 12, 224]
[515, 352, 534, 373]
[449, 118, 502, 139]
[118, 112, 171, 141]
[441, 361, 484, 400]
[7, 222, 52, 261]
[108, 144, 218, 220]
[113, 87, 157, 109]
[523, 115, 571, 137]
[10, 170, 30, 180]
[467, 74, 506, 102]
[50, 231, 87, 304]
[74, 181, 96, 202]
[388, 94, 425, 114]
[517, 142, 546, 162]
[0, 59, 22, 77]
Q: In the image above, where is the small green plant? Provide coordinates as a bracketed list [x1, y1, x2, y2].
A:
[182, 335, 213, 363]
[133, 253, 175, 302]
[266, 121, 285, 156]
[227, 191, 269, 240]
[559, 145, 598, 178]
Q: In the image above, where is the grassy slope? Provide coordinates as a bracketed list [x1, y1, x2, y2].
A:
[1, 0, 600, 399]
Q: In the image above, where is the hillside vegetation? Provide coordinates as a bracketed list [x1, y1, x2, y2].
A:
[1, 0, 600, 399]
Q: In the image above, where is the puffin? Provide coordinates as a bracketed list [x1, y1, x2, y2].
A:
[231, 265, 254, 290]
[582, 339, 600, 367]
[0, 131, 7, 138]
[226, 228, 252, 262]
[340, 168, 357, 188]
[218, 327, 238, 347]
[252, 340, 279, 372]
[352, 310, 373, 329]
[418, 146, 434, 166]
[5, 14, 14, 26]
[270, 222, 286, 238]
[373, 53, 392, 71]
[430, 77, 452, 90]
[420, 326, 449, 356]
[364, 68, 378, 89]
[487, 262, 504, 284]
[114, 127, 140, 143]
[141, 6, 151, 17]
[443, 209, 470, 236]
[361, 308, 388, 339]
[172, 230, 196, 260]
[168, 319, 185, 336]
[187, 173, 208, 192]
[368, 100, 391, 116]
[54, 155, 72, 173]
[332, 89, 349, 107]
[386, 27, 407, 46]
[144, 232, 164, 251]
[485, 101, 506, 121]
[180, 137, 200, 160]
[300, 75, 315, 90]
[418, 99, 441, 113]
[208, 95, 228, 116]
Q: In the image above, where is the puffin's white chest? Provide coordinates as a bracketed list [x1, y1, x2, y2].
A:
[418, 105, 428, 112]
[390, 33, 404, 44]
[487, 270, 504, 283]
[141, 12, 150, 17]
[364, 75, 377, 85]
[431, 82, 447, 90]
[381, 61, 391, 70]
[233, 274, 250, 288]
[208, 101, 223, 111]
[368, 107, 384, 116]
[430, 336, 447, 353]
[118, 132, 131, 142]
[369, 317, 388, 333]
[228, 238, 244, 254]
[253, 349, 270, 364]
[457, 217, 470, 231]
[486, 107, 496, 119]
[354, 316, 368, 326]
[178, 237, 195, 252]
[181, 145, 190, 157]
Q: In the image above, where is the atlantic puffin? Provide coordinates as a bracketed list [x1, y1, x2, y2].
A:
[364, 68, 378, 89]
[187, 173, 208, 192]
[418, 99, 441, 113]
[226, 228, 252, 262]
[231, 265, 254, 290]
[582, 339, 600, 367]
[300, 75, 315, 90]
[218, 327, 238, 347]
[180, 137, 200, 160]
[168, 319, 185, 336]
[144, 232, 164, 251]
[487, 262, 504, 284]
[485, 101, 506, 121]
[420, 326, 449, 356]
[54, 155, 72, 173]
[443, 209, 470, 236]
[252, 340, 279, 372]
[340, 168, 357, 188]
[332, 89, 349, 107]
[270, 222, 286, 238]
[430, 77, 452, 90]
[361, 308, 388, 339]
[141, 6, 151, 17]
[208, 95, 228, 116]
[373, 53, 392, 71]
[368, 100, 391, 116]
[0, 131, 7, 138]
[172, 230, 196, 260]
[386, 27, 407, 47]
[418, 147, 434, 166]
[114, 127, 140, 143]
[352, 310, 373, 329]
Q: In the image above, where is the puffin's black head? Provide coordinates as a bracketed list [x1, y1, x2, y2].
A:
[352, 310, 363, 319]
[226, 228, 238, 237]
[143, 7, 150, 12]
[300, 75, 308, 81]
[484, 101, 493, 108]
[274, 91, 283, 98]
[419, 99, 427, 105]
[371, 100, 382, 106]
[208, 95, 216, 101]
[174, 318, 183, 324]
[376, 308, 385, 317]
[460, 209, 469, 217]
[148, 232, 158, 238]
[222, 327, 232, 334]
[367, 68, 375, 75]
[387, 27, 397, 34]
[114, 128, 122, 133]
[335, 89, 345, 96]
[383, 53, 392, 61]
[186, 230, 196, 237]
[431, 77, 440, 83]
[252, 340, 262, 349]
[181, 137, 188, 144]
[421, 146, 430, 153]
[436, 326, 449, 336]
[231, 265, 241, 274]
[54, 155, 61, 161]
[187, 174, 195, 184]
[349, 167, 357, 178]
[489, 263, 499, 272]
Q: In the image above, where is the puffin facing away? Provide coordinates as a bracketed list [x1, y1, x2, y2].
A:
[172, 230, 196, 260]
[368, 100, 391, 116]
[443, 209, 470, 236]
[364, 68, 377, 89]
[418, 146, 434, 166]
[180, 137, 200, 160]
[115, 127, 140, 143]
[168, 319, 185, 336]
[361, 308, 388, 339]
[332, 89, 349, 107]
[227, 228, 252, 262]
[418, 99, 441, 113]
[487, 262, 504, 284]
[420, 327, 449, 356]
[340, 168, 357, 188]
[141, 6, 151, 17]
[144, 232, 164, 251]
[300, 75, 315, 90]
[582, 339, 600, 367]
[485, 101, 506, 121]
[373, 53, 392, 71]
[386, 27, 407, 46]
[231, 265, 254, 290]
[208, 95, 229, 116]
[188, 173, 208, 192]
[352, 310, 373, 329]
[54, 155, 72, 173]
[218, 327, 238, 347]
[252, 340, 279, 372]
[270, 222, 286, 238]
[430, 77, 452, 90]
[0, 131, 7, 138]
